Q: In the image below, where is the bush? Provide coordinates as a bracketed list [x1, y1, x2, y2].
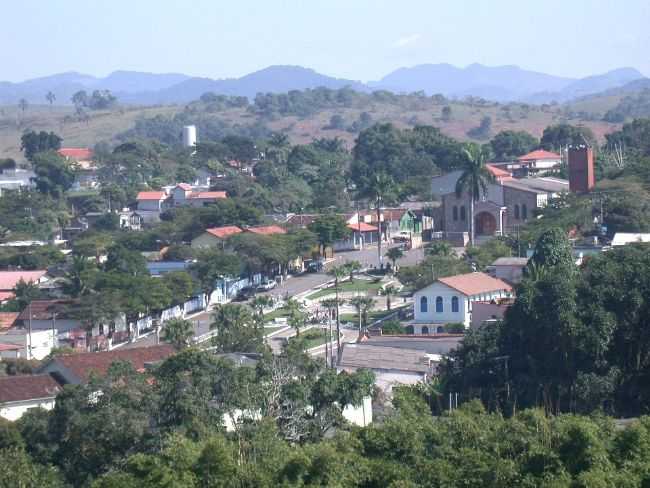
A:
[444, 323, 465, 334]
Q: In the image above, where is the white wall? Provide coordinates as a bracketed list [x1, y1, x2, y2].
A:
[0, 329, 54, 360]
[413, 282, 469, 326]
[0, 398, 56, 421]
[137, 200, 164, 212]
[342, 395, 373, 427]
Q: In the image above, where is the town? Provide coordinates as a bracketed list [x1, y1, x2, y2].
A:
[2, 2, 650, 486]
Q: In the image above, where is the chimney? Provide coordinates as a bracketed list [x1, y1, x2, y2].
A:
[568, 145, 595, 193]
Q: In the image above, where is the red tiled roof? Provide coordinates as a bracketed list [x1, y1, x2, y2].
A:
[486, 164, 512, 178]
[176, 183, 192, 191]
[438, 272, 512, 296]
[17, 299, 77, 321]
[348, 222, 378, 232]
[0, 375, 62, 403]
[57, 148, 93, 160]
[188, 191, 227, 199]
[517, 149, 561, 161]
[205, 226, 243, 239]
[50, 345, 175, 383]
[136, 191, 167, 201]
[0, 292, 13, 302]
[0, 312, 19, 330]
[0, 343, 22, 352]
[0, 270, 47, 291]
[246, 225, 287, 235]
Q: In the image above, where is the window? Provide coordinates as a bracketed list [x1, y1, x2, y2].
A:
[460, 206, 466, 221]
[421, 326, 429, 334]
[420, 296, 428, 313]
[522, 204, 528, 220]
[437, 326, 445, 334]
[453, 206, 458, 221]
[436, 296, 443, 313]
[451, 296, 459, 313]
[405, 325, 414, 334]
[514, 204, 520, 219]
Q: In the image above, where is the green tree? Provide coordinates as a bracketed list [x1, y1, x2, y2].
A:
[358, 172, 399, 266]
[18, 98, 28, 114]
[541, 123, 595, 152]
[386, 247, 404, 271]
[210, 304, 263, 353]
[348, 295, 374, 331]
[45, 91, 56, 106]
[63, 255, 97, 297]
[285, 298, 308, 337]
[71, 90, 88, 109]
[161, 271, 196, 305]
[249, 295, 273, 324]
[30, 151, 75, 197]
[327, 265, 348, 357]
[161, 318, 194, 350]
[490, 130, 538, 159]
[383, 284, 397, 311]
[20, 131, 62, 161]
[307, 214, 350, 256]
[455, 143, 495, 246]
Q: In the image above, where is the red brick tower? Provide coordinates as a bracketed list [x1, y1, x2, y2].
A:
[568, 145, 595, 193]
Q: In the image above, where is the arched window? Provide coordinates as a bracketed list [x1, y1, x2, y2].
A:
[460, 206, 466, 221]
[514, 204, 520, 219]
[437, 326, 445, 333]
[420, 296, 428, 313]
[522, 204, 528, 220]
[405, 325, 414, 334]
[421, 326, 429, 335]
[453, 206, 458, 221]
[436, 296, 443, 313]
[451, 296, 459, 313]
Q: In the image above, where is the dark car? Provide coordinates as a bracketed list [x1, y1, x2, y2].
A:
[233, 287, 256, 301]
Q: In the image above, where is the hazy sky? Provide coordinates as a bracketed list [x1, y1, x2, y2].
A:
[2, 0, 649, 82]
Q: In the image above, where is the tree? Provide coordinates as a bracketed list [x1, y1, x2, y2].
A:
[30, 151, 75, 197]
[250, 295, 273, 324]
[467, 116, 492, 140]
[161, 318, 194, 350]
[308, 214, 350, 256]
[345, 260, 362, 282]
[358, 172, 399, 266]
[63, 255, 97, 297]
[210, 304, 263, 353]
[386, 247, 404, 271]
[441, 105, 452, 122]
[285, 298, 308, 337]
[348, 295, 374, 332]
[327, 265, 348, 357]
[383, 284, 397, 310]
[18, 98, 28, 114]
[320, 298, 339, 367]
[326, 114, 345, 130]
[541, 123, 595, 152]
[45, 91, 56, 106]
[161, 271, 196, 305]
[455, 143, 495, 246]
[490, 130, 538, 160]
[13, 278, 40, 311]
[20, 131, 62, 161]
[71, 90, 88, 109]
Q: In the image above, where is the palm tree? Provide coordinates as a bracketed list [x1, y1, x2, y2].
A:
[64, 255, 96, 297]
[321, 297, 340, 367]
[349, 295, 375, 332]
[250, 295, 273, 324]
[46, 91, 56, 107]
[426, 241, 453, 257]
[18, 98, 28, 114]
[383, 285, 397, 311]
[360, 172, 398, 267]
[386, 247, 404, 273]
[161, 318, 194, 350]
[327, 264, 348, 356]
[455, 144, 495, 246]
[345, 260, 362, 282]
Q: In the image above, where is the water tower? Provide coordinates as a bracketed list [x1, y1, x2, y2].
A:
[182, 125, 197, 148]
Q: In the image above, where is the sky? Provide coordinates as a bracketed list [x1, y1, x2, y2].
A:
[1, 0, 649, 82]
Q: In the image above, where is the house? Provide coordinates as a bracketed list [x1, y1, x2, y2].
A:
[334, 222, 379, 251]
[337, 343, 437, 395]
[360, 333, 463, 356]
[0, 270, 49, 303]
[470, 300, 512, 329]
[191, 225, 243, 249]
[284, 213, 357, 229]
[136, 191, 168, 212]
[146, 261, 193, 277]
[517, 149, 562, 174]
[39, 344, 175, 385]
[412, 272, 512, 331]
[0, 374, 62, 421]
[611, 233, 650, 247]
[170, 183, 227, 208]
[487, 257, 529, 284]
[0, 327, 54, 360]
[58, 147, 98, 189]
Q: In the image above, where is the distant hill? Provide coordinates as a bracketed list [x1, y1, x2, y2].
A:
[0, 64, 645, 106]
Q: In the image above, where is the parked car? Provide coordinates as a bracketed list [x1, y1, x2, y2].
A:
[307, 259, 324, 273]
[257, 279, 277, 291]
[233, 287, 256, 301]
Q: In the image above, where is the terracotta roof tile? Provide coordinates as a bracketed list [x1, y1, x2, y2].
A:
[517, 149, 561, 161]
[486, 164, 512, 178]
[0, 270, 47, 291]
[176, 183, 192, 191]
[136, 191, 167, 201]
[17, 299, 77, 321]
[0, 375, 62, 403]
[205, 226, 243, 239]
[0, 312, 19, 330]
[48, 345, 175, 383]
[188, 191, 227, 199]
[246, 225, 286, 235]
[348, 222, 378, 232]
[57, 148, 93, 160]
[438, 272, 512, 296]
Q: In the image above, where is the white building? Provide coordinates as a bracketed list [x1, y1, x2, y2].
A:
[412, 272, 512, 331]
[611, 233, 650, 247]
[0, 374, 61, 421]
[487, 257, 529, 285]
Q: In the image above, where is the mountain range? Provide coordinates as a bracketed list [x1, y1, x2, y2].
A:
[0, 64, 646, 106]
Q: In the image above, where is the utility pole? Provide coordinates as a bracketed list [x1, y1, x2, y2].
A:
[27, 301, 33, 360]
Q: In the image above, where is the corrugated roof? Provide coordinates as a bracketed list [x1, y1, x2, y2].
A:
[188, 191, 227, 199]
[517, 149, 561, 161]
[17, 299, 78, 321]
[246, 225, 287, 235]
[438, 272, 512, 296]
[46, 345, 175, 383]
[0, 374, 62, 403]
[611, 233, 650, 246]
[0, 270, 47, 291]
[502, 177, 569, 194]
[205, 226, 243, 239]
[136, 191, 167, 201]
[491, 257, 529, 266]
[338, 343, 434, 373]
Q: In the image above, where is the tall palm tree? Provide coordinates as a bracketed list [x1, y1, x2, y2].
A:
[18, 98, 28, 114]
[345, 260, 362, 282]
[321, 297, 340, 367]
[327, 264, 348, 356]
[46, 91, 56, 107]
[285, 298, 307, 337]
[250, 295, 273, 324]
[349, 295, 375, 332]
[383, 285, 397, 311]
[455, 144, 495, 246]
[386, 247, 404, 273]
[360, 172, 398, 267]
[161, 318, 194, 350]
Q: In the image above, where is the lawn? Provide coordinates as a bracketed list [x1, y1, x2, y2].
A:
[307, 279, 384, 299]
[289, 328, 329, 350]
[263, 325, 287, 336]
[339, 304, 409, 325]
[263, 307, 290, 323]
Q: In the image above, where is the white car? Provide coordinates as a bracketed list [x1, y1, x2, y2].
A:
[257, 279, 277, 291]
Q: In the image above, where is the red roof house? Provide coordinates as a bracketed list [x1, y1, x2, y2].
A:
[57, 148, 93, 161]
[246, 225, 287, 236]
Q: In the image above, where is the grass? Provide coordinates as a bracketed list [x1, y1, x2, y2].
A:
[339, 308, 396, 324]
[307, 279, 384, 299]
[263, 325, 287, 336]
[290, 328, 328, 350]
[263, 307, 290, 323]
